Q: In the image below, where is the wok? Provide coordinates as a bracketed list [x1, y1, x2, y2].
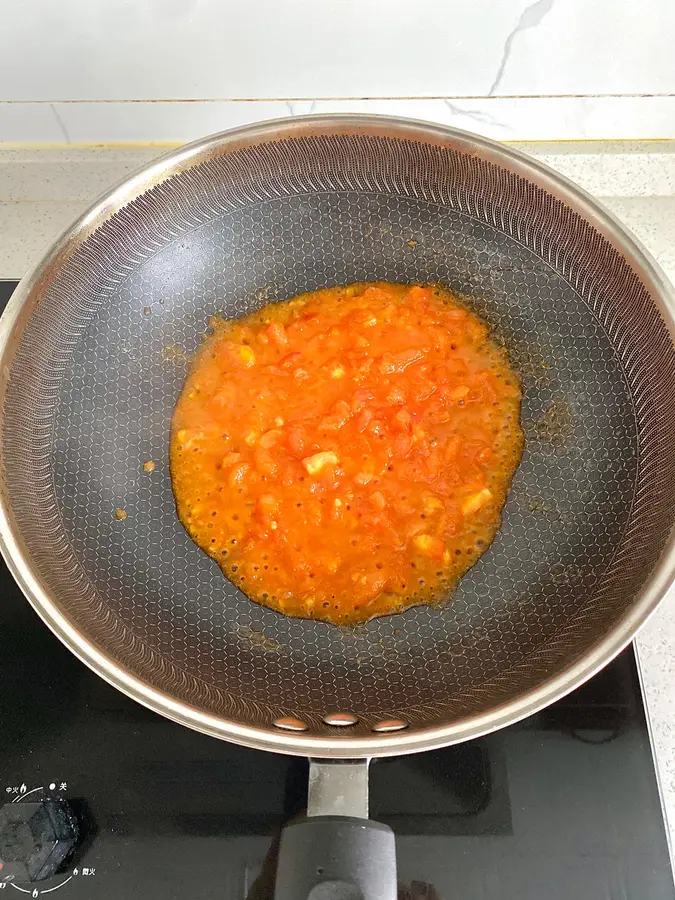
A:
[1, 116, 675, 898]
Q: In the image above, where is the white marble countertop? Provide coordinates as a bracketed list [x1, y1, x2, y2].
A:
[1, 138, 675, 852]
[2, 0, 675, 143]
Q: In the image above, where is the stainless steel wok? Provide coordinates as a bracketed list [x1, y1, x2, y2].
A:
[1, 116, 675, 898]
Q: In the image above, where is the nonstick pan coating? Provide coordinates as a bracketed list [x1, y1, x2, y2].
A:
[1, 116, 675, 757]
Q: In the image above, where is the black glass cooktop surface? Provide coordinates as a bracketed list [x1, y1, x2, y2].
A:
[0, 279, 672, 899]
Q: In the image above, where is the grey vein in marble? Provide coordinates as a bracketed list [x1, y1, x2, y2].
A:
[49, 104, 70, 143]
[443, 99, 507, 129]
[489, 0, 556, 96]
[285, 100, 317, 117]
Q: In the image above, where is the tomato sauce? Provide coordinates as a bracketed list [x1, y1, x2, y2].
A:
[170, 283, 523, 624]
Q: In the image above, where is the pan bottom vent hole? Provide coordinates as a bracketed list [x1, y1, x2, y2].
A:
[372, 718, 409, 733]
[273, 716, 308, 732]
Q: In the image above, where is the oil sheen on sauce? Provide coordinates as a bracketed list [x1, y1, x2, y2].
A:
[170, 283, 523, 624]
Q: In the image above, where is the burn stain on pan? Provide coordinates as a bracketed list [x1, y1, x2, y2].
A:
[161, 344, 190, 365]
[527, 401, 576, 449]
[235, 624, 285, 655]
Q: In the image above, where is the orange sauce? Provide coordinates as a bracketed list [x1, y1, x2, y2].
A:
[170, 283, 523, 624]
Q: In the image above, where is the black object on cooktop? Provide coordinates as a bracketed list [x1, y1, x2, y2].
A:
[0, 278, 672, 899]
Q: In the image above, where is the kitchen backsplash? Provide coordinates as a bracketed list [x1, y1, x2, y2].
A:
[1, 0, 673, 143]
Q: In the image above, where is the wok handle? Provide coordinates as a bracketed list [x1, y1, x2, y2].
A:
[273, 759, 397, 900]
[274, 815, 396, 900]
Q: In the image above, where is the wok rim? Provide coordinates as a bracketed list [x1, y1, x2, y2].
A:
[1, 113, 674, 758]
